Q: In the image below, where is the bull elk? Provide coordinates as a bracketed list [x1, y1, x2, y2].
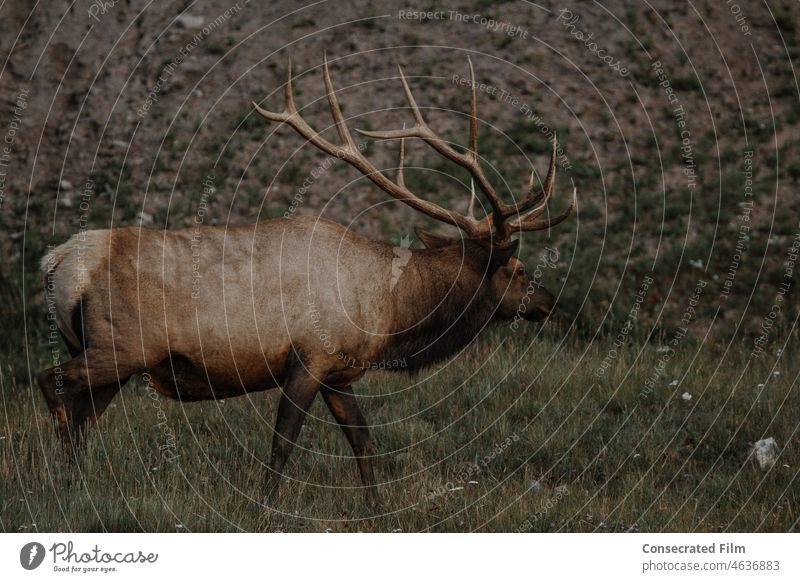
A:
[38, 53, 575, 509]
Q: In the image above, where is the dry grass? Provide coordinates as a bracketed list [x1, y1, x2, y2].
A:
[2, 327, 797, 532]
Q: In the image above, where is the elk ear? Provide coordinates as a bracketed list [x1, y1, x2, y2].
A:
[415, 227, 456, 249]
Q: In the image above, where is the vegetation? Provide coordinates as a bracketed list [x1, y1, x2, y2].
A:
[1, 325, 796, 532]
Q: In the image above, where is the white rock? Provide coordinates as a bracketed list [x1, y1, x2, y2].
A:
[749, 437, 779, 470]
[58, 193, 74, 208]
[137, 211, 155, 225]
[681, 392, 692, 401]
[59, 179, 73, 190]
[176, 14, 204, 29]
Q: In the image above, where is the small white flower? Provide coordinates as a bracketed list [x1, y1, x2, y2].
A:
[669, 380, 679, 386]
[681, 392, 692, 401]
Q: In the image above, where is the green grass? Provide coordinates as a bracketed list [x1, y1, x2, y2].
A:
[2, 326, 797, 532]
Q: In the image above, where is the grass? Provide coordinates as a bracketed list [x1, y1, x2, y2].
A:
[1, 325, 797, 533]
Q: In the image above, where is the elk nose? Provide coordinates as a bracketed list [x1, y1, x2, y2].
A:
[532, 288, 557, 320]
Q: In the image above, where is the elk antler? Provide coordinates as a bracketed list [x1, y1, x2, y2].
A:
[252, 52, 489, 237]
[253, 53, 575, 241]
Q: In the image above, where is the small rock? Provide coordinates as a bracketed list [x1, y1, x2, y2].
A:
[137, 211, 155, 225]
[681, 392, 692, 401]
[176, 14, 204, 29]
[60, 179, 73, 190]
[58, 193, 74, 208]
[749, 437, 779, 470]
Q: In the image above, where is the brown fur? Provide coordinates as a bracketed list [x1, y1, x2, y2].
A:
[38, 215, 556, 507]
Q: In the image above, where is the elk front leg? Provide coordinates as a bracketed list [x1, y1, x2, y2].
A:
[321, 385, 382, 510]
[263, 365, 321, 504]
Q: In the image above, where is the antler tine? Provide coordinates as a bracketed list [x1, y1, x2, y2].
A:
[322, 50, 357, 150]
[467, 179, 477, 219]
[520, 171, 544, 213]
[284, 57, 296, 114]
[397, 123, 406, 188]
[397, 64, 427, 128]
[467, 57, 478, 159]
[505, 134, 558, 217]
[251, 58, 296, 122]
[507, 184, 577, 232]
[354, 65, 429, 141]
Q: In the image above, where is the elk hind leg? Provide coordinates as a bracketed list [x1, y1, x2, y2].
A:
[38, 348, 138, 457]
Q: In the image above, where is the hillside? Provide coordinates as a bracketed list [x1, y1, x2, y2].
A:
[1, 0, 799, 344]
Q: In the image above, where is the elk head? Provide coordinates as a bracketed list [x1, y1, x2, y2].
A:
[252, 53, 575, 324]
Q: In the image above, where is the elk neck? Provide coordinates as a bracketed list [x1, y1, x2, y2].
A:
[378, 242, 498, 372]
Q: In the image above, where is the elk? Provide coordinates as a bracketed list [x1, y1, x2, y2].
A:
[38, 53, 575, 509]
